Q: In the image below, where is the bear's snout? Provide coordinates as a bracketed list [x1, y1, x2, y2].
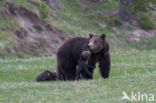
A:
[87, 45, 91, 50]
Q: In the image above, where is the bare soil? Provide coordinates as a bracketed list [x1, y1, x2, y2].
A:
[3, 2, 67, 56]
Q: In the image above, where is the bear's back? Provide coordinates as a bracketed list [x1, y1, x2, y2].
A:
[57, 37, 89, 64]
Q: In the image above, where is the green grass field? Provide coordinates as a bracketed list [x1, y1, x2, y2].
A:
[0, 0, 156, 103]
[0, 48, 155, 103]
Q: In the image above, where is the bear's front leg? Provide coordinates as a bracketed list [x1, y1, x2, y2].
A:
[99, 53, 111, 79]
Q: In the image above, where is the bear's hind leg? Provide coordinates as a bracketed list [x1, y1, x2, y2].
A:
[57, 63, 77, 81]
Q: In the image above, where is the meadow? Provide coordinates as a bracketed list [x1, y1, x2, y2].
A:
[0, 48, 155, 103]
[0, 0, 156, 103]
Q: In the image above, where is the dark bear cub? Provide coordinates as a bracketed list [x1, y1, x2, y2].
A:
[76, 50, 93, 80]
[36, 70, 57, 82]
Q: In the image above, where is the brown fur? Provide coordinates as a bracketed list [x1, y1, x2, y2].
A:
[36, 33, 111, 82]
[36, 70, 57, 82]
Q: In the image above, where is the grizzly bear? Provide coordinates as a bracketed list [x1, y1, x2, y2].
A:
[36, 70, 57, 82]
[36, 51, 92, 82]
[36, 33, 111, 82]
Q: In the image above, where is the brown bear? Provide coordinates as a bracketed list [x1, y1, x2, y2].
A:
[76, 50, 93, 80]
[36, 33, 111, 82]
[36, 70, 57, 82]
[36, 51, 92, 82]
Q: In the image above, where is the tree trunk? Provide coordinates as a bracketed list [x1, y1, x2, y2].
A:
[119, 0, 133, 23]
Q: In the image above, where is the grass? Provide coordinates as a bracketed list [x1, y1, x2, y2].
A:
[46, 0, 116, 38]
[0, 0, 155, 102]
[129, 37, 156, 50]
[0, 17, 19, 56]
[0, 48, 155, 103]
[0, 17, 18, 30]
[7, 0, 34, 11]
[0, 0, 5, 8]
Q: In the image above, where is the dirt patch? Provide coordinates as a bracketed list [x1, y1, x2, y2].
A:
[41, 0, 64, 10]
[125, 24, 156, 43]
[3, 2, 67, 56]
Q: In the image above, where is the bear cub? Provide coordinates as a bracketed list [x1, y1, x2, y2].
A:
[36, 70, 57, 82]
[76, 50, 93, 80]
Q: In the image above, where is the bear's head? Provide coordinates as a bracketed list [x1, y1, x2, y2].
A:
[88, 33, 107, 53]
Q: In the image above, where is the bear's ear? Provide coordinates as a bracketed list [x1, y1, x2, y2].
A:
[101, 34, 106, 40]
[89, 33, 94, 38]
